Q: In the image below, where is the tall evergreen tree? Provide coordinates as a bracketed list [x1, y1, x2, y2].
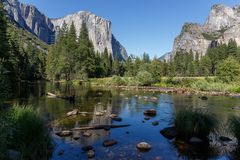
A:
[0, 1, 9, 64]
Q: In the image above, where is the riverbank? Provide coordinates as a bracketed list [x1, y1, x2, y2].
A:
[88, 77, 240, 97]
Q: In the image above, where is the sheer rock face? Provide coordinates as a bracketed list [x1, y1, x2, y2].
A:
[162, 4, 240, 61]
[3, 0, 128, 60]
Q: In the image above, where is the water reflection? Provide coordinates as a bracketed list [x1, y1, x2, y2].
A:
[10, 82, 240, 160]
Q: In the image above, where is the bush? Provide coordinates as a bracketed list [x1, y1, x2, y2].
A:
[229, 116, 240, 142]
[136, 71, 154, 86]
[0, 105, 52, 159]
[174, 108, 217, 140]
[216, 57, 240, 83]
[111, 75, 126, 85]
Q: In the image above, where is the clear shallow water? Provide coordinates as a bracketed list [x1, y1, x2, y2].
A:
[10, 82, 240, 160]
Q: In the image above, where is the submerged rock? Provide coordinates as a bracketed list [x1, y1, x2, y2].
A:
[136, 142, 151, 151]
[189, 137, 203, 144]
[160, 127, 177, 139]
[144, 109, 157, 116]
[83, 131, 92, 137]
[219, 136, 232, 142]
[144, 117, 150, 120]
[66, 109, 79, 116]
[152, 121, 159, 126]
[111, 117, 122, 122]
[200, 96, 208, 100]
[56, 130, 72, 137]
[87, 150, 95, 158]
[57, 149, 64, 156]
[82, 145, 93, 151]
[103, 139, 117, 147]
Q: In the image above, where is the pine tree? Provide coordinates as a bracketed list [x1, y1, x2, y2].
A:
[0, 1, 9, 63]
[113, 55, 120, 75]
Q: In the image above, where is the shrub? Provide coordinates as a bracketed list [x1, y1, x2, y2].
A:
[136, 71, 154, 86]
[111, 75, 126, 85]
[229, 116, 240, 142]
[216, 57, 240, 83]
[0, 105, 52, 159]
[174, 108, 217, 140]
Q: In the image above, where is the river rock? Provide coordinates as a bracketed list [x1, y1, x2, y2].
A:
[219, 136, 232, 142]
[95, 112, 104, 116]
[82, 145, 93, 151]
[110, 114, 118, 118]
[56, 130, 72, 137]
[87, 150, 95, 158]
[103, 139, 117, 147]
[189, 137, 203, 144]
[83, 131, 92, 137]
[160, 127, 177, 139]
[200, 96, 208, 100]
[136, 142, 151, 151]
[112, 117, 122, 122]
[144, 109, 157, 116]
[150, 97, 158, 101]
[152, 121, 159, 126]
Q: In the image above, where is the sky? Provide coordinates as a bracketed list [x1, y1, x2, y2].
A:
[19, 0, 240, 58]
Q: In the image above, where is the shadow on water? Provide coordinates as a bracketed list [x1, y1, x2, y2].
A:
[9, 82, 240, 160]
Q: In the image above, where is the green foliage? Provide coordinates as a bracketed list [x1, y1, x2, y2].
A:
[0, 105, 51, 159]
[0, 1, 9, 62]
[216, 57, 240, 83]
[229, 116, 240, 142]
[111, 75, 126, 85]
[9, 106, 51, 159]
[136, 71, 154, 86]
[175, 108, 217, 139]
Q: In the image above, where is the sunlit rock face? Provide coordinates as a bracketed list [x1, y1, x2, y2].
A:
[3, 0, 128, 60]
[162, 4, 240, 61]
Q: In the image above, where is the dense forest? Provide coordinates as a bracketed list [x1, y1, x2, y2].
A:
[1, 0, 240, 88]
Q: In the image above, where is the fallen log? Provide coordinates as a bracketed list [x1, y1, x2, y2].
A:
[47, 92, 57, 98]
[47, 92, 75, 102]
[71, 124, 130, 131]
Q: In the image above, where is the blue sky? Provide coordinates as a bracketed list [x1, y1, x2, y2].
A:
[20, 0, 240, 58]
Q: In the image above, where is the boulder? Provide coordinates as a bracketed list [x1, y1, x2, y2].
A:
[136, 142, 151, 151]
[160, 127, 177, 139]
[144, 109, 157, 116]
[56, 130, 72, 137]
[87, 150, 95, 158]
[103, 139, 117, 147]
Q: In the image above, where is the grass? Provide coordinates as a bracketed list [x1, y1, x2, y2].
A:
[174, 108, 218, 140]
[0, 105, 52, 159]
[229, 116, 240, 142]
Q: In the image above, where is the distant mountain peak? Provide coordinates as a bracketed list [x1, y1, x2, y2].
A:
[3, 0, 128, 60]
[161, 3, 240, 61]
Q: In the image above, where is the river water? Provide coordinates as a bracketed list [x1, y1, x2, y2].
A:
[10, 82, 240, 160]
